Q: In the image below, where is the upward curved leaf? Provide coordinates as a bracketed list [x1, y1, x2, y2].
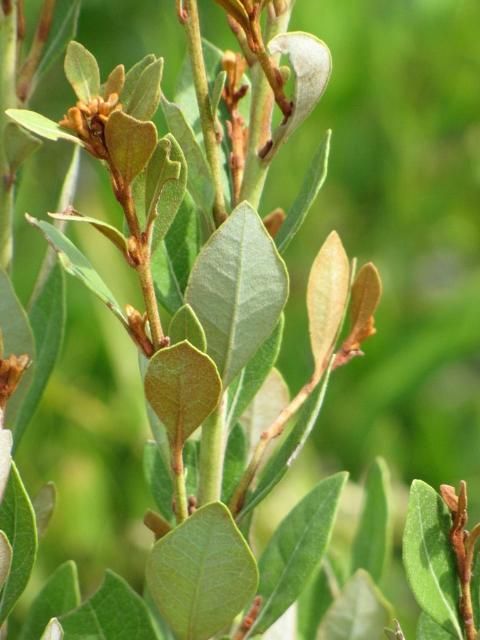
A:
[64, 41, 100, 102]
[265, 32, 332, 159]
[185, 202, 289, 387]
[403, 480, 462, 638]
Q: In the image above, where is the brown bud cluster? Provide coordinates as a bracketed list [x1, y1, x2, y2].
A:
[59, 93, 122, 159]
[0, 353, 30, 410]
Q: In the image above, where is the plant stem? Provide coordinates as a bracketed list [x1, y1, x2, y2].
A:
[172, 447, 189, 523]
[183, 0, 227, 226]
[239, 7, 291, 208]
[0, 2, 17, 272]
[198, 398, 226, 505]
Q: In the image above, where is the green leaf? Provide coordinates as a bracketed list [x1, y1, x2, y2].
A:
[122, 54, 156, 104]
[5, 109, 83, 145]
[144, 341, 222, 446]
[168, 304, 206, 352]
[152, 193, 199, 315]
[60, 570, 158, 639]
[0, 462, 38, 625]
[26, 217, 127, 327]
[317, 570, 392, 640]
[0, 269, 35, 429]
[146, 502, 258, 640]
[0, 430, 12, 503]
[226, 318, 284, 431]
[251, 472, 347, 634]
[32, 482, 57, 538]
[185, 202, 289, 387]
[103, 64, 125, 98]
[307, 231, 350, 379]
[0, 531, 12, 592]
[40, 618, 64, 640]
[403, 480, 462, 638]
[417, 613, 456, 639]
[161, 97, 215, 227]
[221, 424, 247, 503]
[145, 135, 184, 244]
[242, 362, 334, 517]
[143, 441, 174, 523]
[297, 561, 338, 640]
[48, 211, 129, 256]
[351, 458, 392, 583]
[64, 41, 100, 102]
[19, 561, 80, 640]
[126, 57, 163, 121]
[265, 32, 332, 160]
[276, 130, 331, 253]
[4, 123, 42, 173]
[13, 264, 65, 450]
[105, 111, 157, 185]
[36, 0, 81, 81]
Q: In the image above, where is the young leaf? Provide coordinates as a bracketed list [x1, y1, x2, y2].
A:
[48, 211, 129, 256]
[32, 482, 57, 538]
[6, 109, 83, 145]
[122, 54, 156, 104]
[265, 33, 332, 159]
[36, 0, 81, 81]
[317, 570, 392, 640]
[226, 318, 284, 431]
[0, 462, 38, 625]
[143, 441, 174, 523]
[146, 502, 258, 640]
[351, 457, 392, 583]
[242, 362, 334, 517]
[221, 423, 247, 503]
[126, 57, 163, 121]
[144, 341, 222, 447]
[40, 618, 64, 640]
[0, 430, 12, 502]
[275, 130, 331, 253]
[417, 613, 455, 639]
[60, 571, 157, 639]
[64, 41, 101, 102]
[185, 202, 289, 387]
[0, 531, 12, 591]
[26, 217, 127, 326]
[168, 304, 206, 352]
[19, 561, 80, 640]
[0, 269, 35, 429]
[250, 472, 348, 634]
[103, 64, 125, 98]
[403, 480, 462, 638]
[307, 231, 350, 379]
[105, 111, 157, 185]
[4, 123, 42, 173]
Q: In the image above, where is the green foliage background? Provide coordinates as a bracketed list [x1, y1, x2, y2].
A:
[11, 0, 480, 634]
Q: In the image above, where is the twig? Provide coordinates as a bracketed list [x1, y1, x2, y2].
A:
[232, 596, 262, 640]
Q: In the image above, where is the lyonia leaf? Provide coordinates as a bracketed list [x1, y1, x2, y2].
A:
[103, 64, 125, 98]
[250, 472, 348, 634]
[276, 130, 331, 253]
[185, 201, 289, 387]
[144, 341, 222, 447]
[351, 457, 392, 583]
[417, 613, 456, 639]
[168, 304, 207, 352]
[146, 502, 258, 640]
[0, 430, 12, 502]
[297, 560, 338, 640]
[0, 462, 38, 626]
[121, 54, 156, 104]
[6, 109, 83, 145]
[40, 618, 64, 640]
[60, 571, 157, 639]
[221, 423, 247, 503]
[64, 41, 101, 102]
[307, 231, 350, 379]
[0, 531, 12, 592]
[317, 570, 392, 640]
[265, 32, 332, 159]
[126, 57, 163, 121]
[4, 122, 42, 173]
[48, 211, 129, 256]
[26, 216, 127, 327]
[19, 561, 80, 640]
[0, 269, 35, 429]
[403, 480, 462, 638]
[143, 441, 174, 523]
[342, 262, 383, 351]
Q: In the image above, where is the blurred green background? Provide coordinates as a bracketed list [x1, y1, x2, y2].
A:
[10, 0, 480, 635]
